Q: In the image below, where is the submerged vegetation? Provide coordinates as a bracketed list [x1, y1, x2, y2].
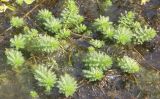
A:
[5, 49, 25, 70]
[2, 0, 159, 98]
[83, 51, 112, 70]
[118, 56, 140, 73]
[57, 74, 77, 97]
[10, 16, 25, 28]
[34, 65, 57, 93]
[16, 0, 35, 5]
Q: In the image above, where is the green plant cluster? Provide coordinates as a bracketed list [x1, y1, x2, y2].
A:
[34, 65, 57, 93]
[57, 73, 77, 97]
[5, 0, 157, 97]
[114, 26, 132, 45]
[30, 91, 39, 99]
[5, 49, 25, 70]
[93, 11, 157, 45]
[83, 67, 104, 81]
[89, 39, 104, 48]
[133, 23, 157, 44]
[34, 64, 77, 97]
[9, 27, 60, 53]
[118, 11, 135, 28]
[10, 16, 25, 28]
[16, 0, 35, 5]
[36, 0, 87, 39]
[83, 51, 112, 81]
[98, 0, 112, 13]
[26, 34, 60, 53]
[60, 0, 84, 29]
[118, 56, 140, 73]
[93, 16, 114, 39]
[37, 9, 53, 22]
[10, 34, 26, 50]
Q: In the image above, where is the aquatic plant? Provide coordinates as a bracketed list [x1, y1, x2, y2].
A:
[141, 0, 150, 5]
[10, 34, 26, 50]
[61, 0, 84, 28]
[133, 24, 157, 44]
[24, 0, 35, 4]
[98, 0, 112, 13]
[88, 46, 96, 52]
[37, 9, 53, 21]
[5, 49, 25, 70]
[30, 91, 38, 99]
[102, 0, 112, 7]
[16, 0, 35, 5]
[43, 17, 62, 33]
[103, 26, 115, 39]
[83, 67, 104, 81]
[94, 16, 112, 31]
[118, 11, 157, 45]
[118, 11, 135, 28]
[89, 39, 104, 48]
[23, 27, 39, 41]
[55, 28, 71, 39]
[57, 73, 77, 97]
[74, 24, 87, 34]
[34, 65, 57, 93]
[118, 56, 140, 73]
[10, 16, 25, 28]
[16, 0, 23, 5]
[83, 51, 112, 70]
[114, 26, 133, 45]
[93, 16, 114, 38]
[26, 34, 60, 53]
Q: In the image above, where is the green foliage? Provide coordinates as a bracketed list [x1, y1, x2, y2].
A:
[24, 0, 35, 4]
[16, 0, 35, 5]
[118, 11, 157, 45]
[83, 51, 112, 70]
[118, 11, 135, 28]
[98, 0, 112, 13]
[57, 73, 77, 97]
[74, 24, 87, 34]
[94, 16, 112, 31]
[34, 65, 57, 93]
[16, 0, 23, 5]
[118, 56, 140, 73]
[5, 49, 25, 69]
[89, 39, 104, 48]
[103, 26, 115, 39]
[23, 27, 39, 41]
[10, 16, 25, 28]
[133, 24, 157, 44]
[10, 34, 26, 50]
[30, 91, 38, 99]
[102, 0, 112, 7]
[83, 67, 104, 81]
[94, 16, 114, 38]
[37, 9, 53, 21]
[43, 17, 62, 33]
[27, 34, 60, 53]
[55, 28, 71, 39]
[61, 0, 84, 28]
[114, 26, 133, 45]
[88, 46, 96, 52]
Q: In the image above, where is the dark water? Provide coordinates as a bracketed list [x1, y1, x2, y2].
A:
[0, 0, 160, 99]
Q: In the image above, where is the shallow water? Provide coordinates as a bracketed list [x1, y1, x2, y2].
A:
[0, 0, 160, 99]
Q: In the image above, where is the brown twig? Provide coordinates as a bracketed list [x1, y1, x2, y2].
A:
[133, 47, 159, 71]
